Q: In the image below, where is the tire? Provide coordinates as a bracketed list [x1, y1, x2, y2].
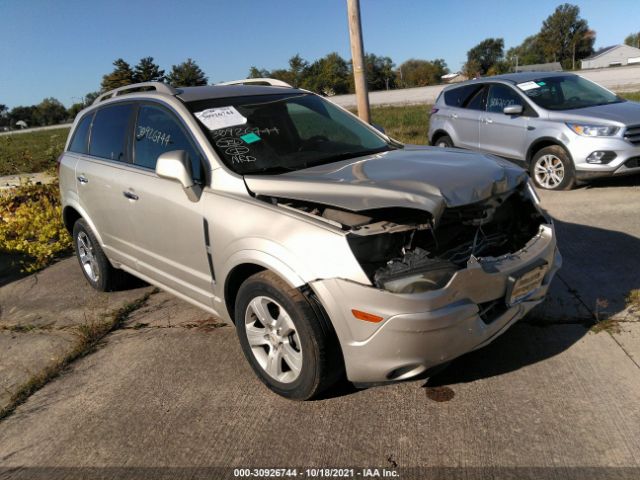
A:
[530, 145, 575, 190]
[434, 134, 453, 148]
[235, 271, 343, 400]
[72, 219, 125, 291]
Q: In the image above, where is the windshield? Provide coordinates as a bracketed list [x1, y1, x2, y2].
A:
[187, 93, 394, 175]
[517, 75, 624, 111]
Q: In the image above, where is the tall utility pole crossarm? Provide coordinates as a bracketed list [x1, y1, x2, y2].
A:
[346, 0, 371, 123]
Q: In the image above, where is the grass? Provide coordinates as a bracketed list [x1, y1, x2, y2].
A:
[369, 104, 430, 145]
[0, 127, 69, 176]
[620, 91, 640, 102]
[0, 289, 157, 420]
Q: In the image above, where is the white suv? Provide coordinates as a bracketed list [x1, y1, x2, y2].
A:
[59, 80, 561, 399]
[429, 72, 640, 189]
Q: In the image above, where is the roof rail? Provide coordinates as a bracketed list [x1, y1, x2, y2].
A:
[217, 78, 293, 88]
[93, 82, 179, 105]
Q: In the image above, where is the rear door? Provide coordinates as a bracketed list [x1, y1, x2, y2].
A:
[76, 102, 139, 266]
[479, 84, 531, 160]
[452, 85, 487, 150]
[123, 102, 213, 306]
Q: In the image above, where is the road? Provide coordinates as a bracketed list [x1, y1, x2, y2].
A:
[0, 177, 639, 479]
[330, 65, 640, 108]
[0, 123, 71, 136]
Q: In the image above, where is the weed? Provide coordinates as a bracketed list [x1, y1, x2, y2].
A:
[626, 289, 640, 309]
[0, 180, 72, 272]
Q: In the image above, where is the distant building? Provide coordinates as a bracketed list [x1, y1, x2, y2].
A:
[515, 62, 563, 73]
[581, 44, 640, 69]
[15, 120, 28, 129]
[441, 72, 468, 84]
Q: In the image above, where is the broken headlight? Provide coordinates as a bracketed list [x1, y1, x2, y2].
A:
[374, 249, 459, 294]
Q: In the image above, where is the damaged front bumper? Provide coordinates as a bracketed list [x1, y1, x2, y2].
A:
[310, 224, 561, 384]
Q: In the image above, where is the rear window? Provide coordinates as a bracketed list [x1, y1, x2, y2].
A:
[89, 103, 134, 161]
[68, 113, 93, 154]
[444, 85, 483, 107]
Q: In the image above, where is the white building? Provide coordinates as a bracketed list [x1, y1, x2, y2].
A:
[581, 44, 640, 69]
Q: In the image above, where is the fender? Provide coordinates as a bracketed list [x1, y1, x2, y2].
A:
[220, 249, 307, 290]
[62, 194, 106, 247]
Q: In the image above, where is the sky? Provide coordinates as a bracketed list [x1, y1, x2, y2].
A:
[1, 0, 640, 109]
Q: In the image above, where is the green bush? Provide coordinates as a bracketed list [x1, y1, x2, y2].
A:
[0, 181, 71, 272]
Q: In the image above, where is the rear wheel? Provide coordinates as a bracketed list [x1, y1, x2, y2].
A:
[530, 145, 575, 190]
[235, 271, 342, 400]
[434, 134, 453, 148]
[72, 219, 126, 291]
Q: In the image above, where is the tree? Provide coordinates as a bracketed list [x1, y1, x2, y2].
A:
[396, 59, 448, 87]
[465, 38, 504, 76]
[133, 57, 165, 83]
[624, 32, 640, 49]
[248, 66, 270, 78]
[507, 34, 546, 69]
[166, 58, 208, 87]
[364, 54, 396, 91]
[101, 58, 134, 92]
[537, 3, 594, 69]
[8, 105, 37, 128]
[67, 102, 85, 119]
[35, 97, 67, 126]
[0, 104, 8, 127]
[301, 52, 351, 95]
[84, 91, 100, 105]
[288, 54, 309, 87]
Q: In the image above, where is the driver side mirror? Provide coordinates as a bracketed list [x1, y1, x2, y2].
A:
[503, 104, 524, 115]
[156, 150, 202, 202]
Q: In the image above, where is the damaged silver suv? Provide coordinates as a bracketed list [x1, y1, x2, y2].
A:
[59, 80, 561, 399]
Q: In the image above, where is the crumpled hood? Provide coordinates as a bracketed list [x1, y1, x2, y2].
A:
[244, 146, 527, 222]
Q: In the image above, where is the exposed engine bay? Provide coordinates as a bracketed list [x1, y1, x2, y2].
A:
[259, 182, 547, 294]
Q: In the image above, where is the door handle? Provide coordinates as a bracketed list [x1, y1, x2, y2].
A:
[451, 113, 458, 119]
[485, 118, 494, 124]
[123, 191, 139, 201]
[77, 175, 88, 184]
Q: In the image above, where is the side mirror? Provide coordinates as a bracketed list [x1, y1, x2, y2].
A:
[372, 123, 386, 134]
[156, 150, 201, 202]
[503, 104, 523, 115]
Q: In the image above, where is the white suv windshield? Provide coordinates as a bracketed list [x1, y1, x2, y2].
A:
[518, 75, 623, 111]
[187, 93, 394, 175]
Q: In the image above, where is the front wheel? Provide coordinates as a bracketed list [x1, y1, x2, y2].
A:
[530, 145, 576, 190]
[235, 271, 343, 400]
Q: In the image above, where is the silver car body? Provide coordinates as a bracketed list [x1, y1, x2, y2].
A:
[60, 82, 561, 384]
[429, 72, 640, 180]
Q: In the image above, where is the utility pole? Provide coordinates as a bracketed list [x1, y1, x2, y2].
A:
[346, 0, 370, 123]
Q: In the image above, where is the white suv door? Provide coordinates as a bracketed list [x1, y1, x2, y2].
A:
[479, 84, 530, 160]
[451, 86, 486, 150]
[123, 102, 214, 307]
[77, 103, 139, 266]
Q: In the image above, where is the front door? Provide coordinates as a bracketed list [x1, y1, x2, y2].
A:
[479, 84, 530, 160]
[124, 102, 214, 307]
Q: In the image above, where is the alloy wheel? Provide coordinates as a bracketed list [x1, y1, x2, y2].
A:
[534, 154, 565, 189]
[77, 231, 99, 282]
[244, 296, 303, 383]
